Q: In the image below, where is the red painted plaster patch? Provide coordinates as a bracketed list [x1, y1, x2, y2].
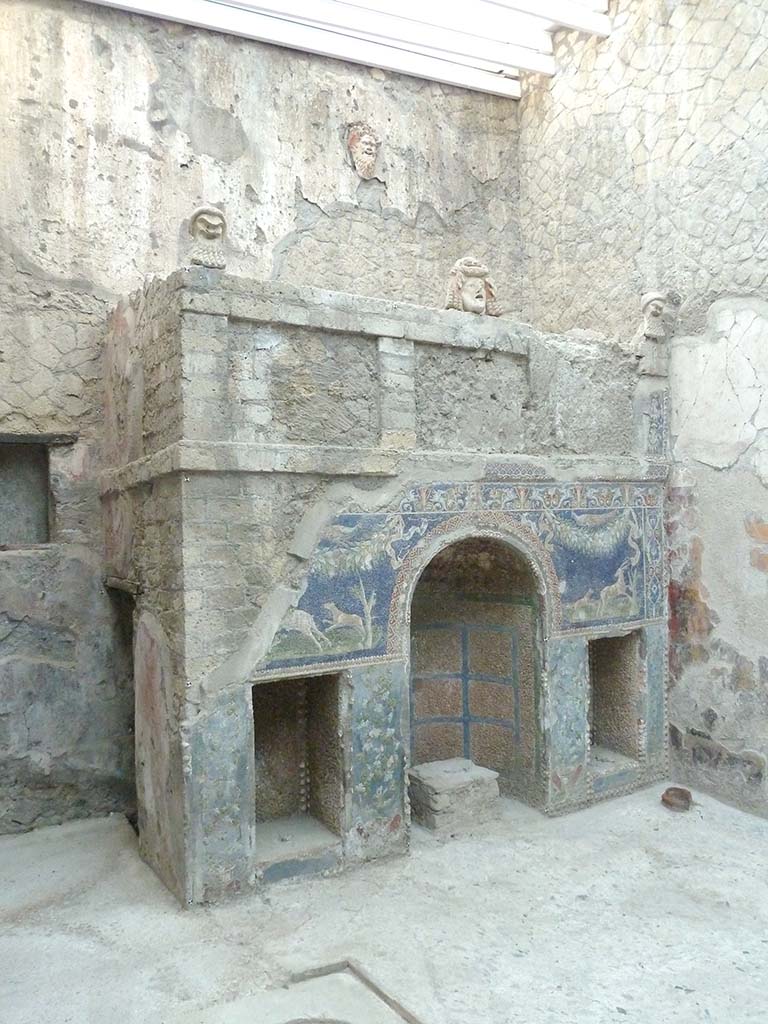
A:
[745, 516, 768, 544]
[746, 516, 768, 573]
[668, 536, 715, 679]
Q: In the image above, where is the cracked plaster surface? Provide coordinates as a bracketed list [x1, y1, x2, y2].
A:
[671, 299, 768, 471]
[667, 295, 768, 813]
[0, 0, 521, 833]
[1, 0, 520, 310]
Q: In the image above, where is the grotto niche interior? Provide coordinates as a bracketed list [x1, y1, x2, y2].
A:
[252, 673, 346, 871]
[409, 538, 544, 808]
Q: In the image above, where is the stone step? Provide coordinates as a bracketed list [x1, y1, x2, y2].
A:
[408, 757, 501, 833]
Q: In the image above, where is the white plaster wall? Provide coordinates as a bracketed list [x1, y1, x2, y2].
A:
[668, 301, 768, 787]
[672, 301, 768, 473]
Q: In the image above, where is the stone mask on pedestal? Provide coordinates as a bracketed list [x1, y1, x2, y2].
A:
[445, 257, 502, 316]
[189, 206, 227, 269]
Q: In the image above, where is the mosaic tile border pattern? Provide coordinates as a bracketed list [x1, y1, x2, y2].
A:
[260, 481, 665, 674]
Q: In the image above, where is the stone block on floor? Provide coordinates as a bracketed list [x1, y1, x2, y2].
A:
[408, 757, 500, 833]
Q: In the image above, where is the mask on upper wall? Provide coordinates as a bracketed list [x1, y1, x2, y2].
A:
[445, 257, 503, 317]
[346, 122, 382, 179]
[189, 206, 227, 269]
[641, 290, 667, 340]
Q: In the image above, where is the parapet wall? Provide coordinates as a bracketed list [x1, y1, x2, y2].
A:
[104, 269, 647, 470]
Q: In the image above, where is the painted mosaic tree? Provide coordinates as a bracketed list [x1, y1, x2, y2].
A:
[312, 515, 428, 648]
[267, 514, 430, 663]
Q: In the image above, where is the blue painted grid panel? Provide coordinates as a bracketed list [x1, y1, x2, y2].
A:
[411, 622, 520, 763]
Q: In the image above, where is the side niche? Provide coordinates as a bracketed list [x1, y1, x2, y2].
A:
[0, 442, 50, 546]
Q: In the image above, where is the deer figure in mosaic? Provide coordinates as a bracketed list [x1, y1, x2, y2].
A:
[596, 560, 636, 619]
[281, 608, 329, 651]
[323, 602, 366, 640]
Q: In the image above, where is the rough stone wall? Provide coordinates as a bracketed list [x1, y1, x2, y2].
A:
[414, 347, 528, 453]
[103, 276, 185, 466]
[181, 316, 382, 448]
[181, 471, 323, 693]
[3, 0, 520, 308]
[0, 187, 126, 832]
[0, 268, 134, 835]
[0, 0, 520, 834]
[0, 545, 134, 833]
[519, 0, 768, 815]
[526, 334, 638, 456]
[519, 0, 768, 338]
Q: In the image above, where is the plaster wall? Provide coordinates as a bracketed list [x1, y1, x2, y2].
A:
[667, 301, 768, 813]
[518, 0, 768, 815]
[0, 0, 520, 833]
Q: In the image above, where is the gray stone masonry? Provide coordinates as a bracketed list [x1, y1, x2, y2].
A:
[102, 269, 656, 493]
[408, 758, 501, 833]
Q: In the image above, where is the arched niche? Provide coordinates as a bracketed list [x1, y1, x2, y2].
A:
[407, 535, 546, 808]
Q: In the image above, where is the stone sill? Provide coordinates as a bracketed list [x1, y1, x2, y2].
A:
[0, 542, 56, 553]
[101, 439, 670, 493]
[104, 575, 142, 595]
[0, 433, 77, 446]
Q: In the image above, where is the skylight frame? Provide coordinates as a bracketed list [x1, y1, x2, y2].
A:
[84, 0, 612, 98]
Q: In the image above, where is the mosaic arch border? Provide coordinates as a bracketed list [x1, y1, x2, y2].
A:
[386, 513, 560, 660]
[257, 479, 664, 677]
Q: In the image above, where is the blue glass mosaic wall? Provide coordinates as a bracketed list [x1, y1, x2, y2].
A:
[259, 480, 665, 674]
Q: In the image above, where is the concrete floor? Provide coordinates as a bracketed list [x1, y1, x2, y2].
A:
[2, 784, 767, 1024]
